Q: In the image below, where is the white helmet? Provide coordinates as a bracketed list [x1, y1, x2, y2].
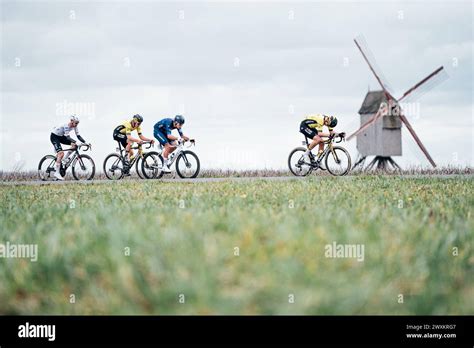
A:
[70, 115, 80, 123]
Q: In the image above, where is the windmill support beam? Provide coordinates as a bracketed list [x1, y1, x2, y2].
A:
[363, 156, 400, 172]
[387, 157, 401, 170]
[352, 155, 367, 170]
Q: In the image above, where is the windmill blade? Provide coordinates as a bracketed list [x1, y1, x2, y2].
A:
[399, 112, 437, 167]
[398, 66, 448, 103]
[347, 104, 386, 141]
[354, 35, 396, 100]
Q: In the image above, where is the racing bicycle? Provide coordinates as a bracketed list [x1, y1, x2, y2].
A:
[103, 141, 161, 180]
[288, 133, 351, 176]
[38, 143, 95, 181]
[142, 139, 200, 179]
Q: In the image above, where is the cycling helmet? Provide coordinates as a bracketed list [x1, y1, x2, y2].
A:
[174, 115, 185, 125]
[70, 115, 80, 123]
[133, 114, 143, 123]
[328, 116, 338, 128]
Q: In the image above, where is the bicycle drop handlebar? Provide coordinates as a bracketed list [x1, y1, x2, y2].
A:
[324, 133, 345, 144]
[131, 141, 153, 150]
[62, 143, 92, 152]
[176, 139, 196, 148]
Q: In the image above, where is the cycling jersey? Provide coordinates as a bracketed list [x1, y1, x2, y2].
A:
[52, 124, 81, 138]
[52, 123, 85, 143]
[115, 120, 142, 135]
[302, 114, 334, 132]
[154, 118, 183, 136]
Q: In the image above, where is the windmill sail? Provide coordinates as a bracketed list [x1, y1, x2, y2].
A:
[354, 35, 396, 100]
[398, 66, 448, 104]
[399, 112, 437, 167]
[347, 103, 386, 141]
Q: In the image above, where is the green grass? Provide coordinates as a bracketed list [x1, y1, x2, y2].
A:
[0, 177, 473, 314]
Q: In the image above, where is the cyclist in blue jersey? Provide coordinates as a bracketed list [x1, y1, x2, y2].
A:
[153, 115, 190, 173]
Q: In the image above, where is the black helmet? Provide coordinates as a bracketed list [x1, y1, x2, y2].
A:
[133, 114, 143, 123]
[174, 115, 185, 125]
[328, 116, 338, 128]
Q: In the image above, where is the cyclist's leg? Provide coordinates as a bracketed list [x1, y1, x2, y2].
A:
[308, 134, 325, 158]
[51, 134, 72, 165]
[299, 122, 319, 151]
[316, 135, 324, 153]
[50, 133, 64, 166]
[125, 139, 134, 161]
[113, 130, 129, 158]
[154, 130, 175, 162]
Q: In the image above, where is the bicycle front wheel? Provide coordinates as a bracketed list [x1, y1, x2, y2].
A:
[325, 146, 351, 176]
[103, 153, 125, 180]
[38, 155, 57, 181]
[288, 147, 313, 176]
[72, 155, 95, 180]
[135, 157, 145, 179]
[176, 151, 200, 178]
[141, 151, 163, 179]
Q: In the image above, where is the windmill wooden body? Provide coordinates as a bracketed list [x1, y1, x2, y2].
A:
[348, 35, 447, 170]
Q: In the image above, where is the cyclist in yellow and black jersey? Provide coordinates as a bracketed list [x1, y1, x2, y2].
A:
[113, 114, 154, 168]
[299, 114, 344, 157]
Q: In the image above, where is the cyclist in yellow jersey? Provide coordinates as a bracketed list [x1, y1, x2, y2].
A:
[113, 114, 154, 168]
[299, 114, 343, 157]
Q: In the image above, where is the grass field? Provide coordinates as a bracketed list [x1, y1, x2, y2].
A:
[0, 176, 473, 314]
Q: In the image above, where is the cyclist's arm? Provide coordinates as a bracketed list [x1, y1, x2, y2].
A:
[166, 133, 179, 141]
[178, 129, 189, 141]
[324, 127, 336, 137]
[166, 127, 178, 141]
[67, 136, 76, 143]
[63, 129, 77, 145]
[138, 134, 154, 143]
[126, 133, 142, 143]
[74, 127, 86, 143]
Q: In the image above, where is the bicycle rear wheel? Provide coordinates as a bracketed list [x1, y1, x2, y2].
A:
[103, 153, 125, 180]
[38, 155, 57, 181]
[288, 147, 313, 176]
[325, 146, 351, 176]
[141, 151, 163, 179]
[72, 155, 95, 180]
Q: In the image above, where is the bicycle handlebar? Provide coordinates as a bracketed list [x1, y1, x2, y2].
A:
[63, 143, 91, 152]
[323, 133, 345, 144]
[178, 139, 196, 148]
[134, 141, 153, 150]
[79, 143, 92, 151]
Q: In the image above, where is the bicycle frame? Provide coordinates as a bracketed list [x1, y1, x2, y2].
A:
[158, 140, 195, 166]
[302, 134, 343, 167]
[116, 141, 152, 166]
[60, 144, 91, 170]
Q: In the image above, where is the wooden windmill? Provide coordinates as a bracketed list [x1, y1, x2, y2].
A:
[348, 35, 448, 170]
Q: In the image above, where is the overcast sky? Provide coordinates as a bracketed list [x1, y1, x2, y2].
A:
[1, 0, 472, 171]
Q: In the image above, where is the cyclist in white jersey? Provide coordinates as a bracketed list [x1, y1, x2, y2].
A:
[50, 115, 87, 180]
